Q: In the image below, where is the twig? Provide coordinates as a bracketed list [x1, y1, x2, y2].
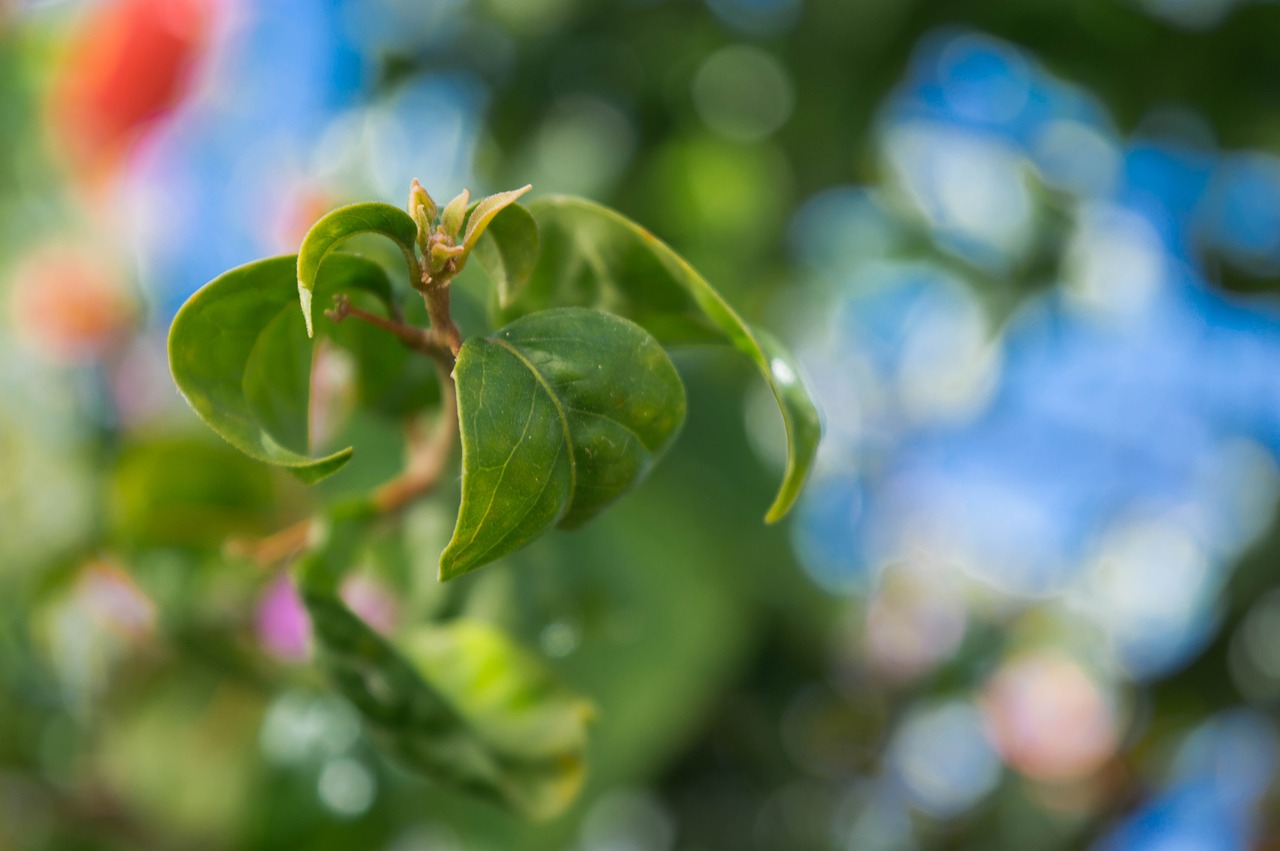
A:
[326, 295, 456, 371]
[420, 279, 463, 355]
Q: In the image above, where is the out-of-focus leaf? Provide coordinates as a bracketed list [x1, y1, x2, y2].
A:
[400, 620, 592, 792]
[469, 202, 540, 307]
[503, 196, 821, 522]
[296, 202, 420, 336]
[299, 589, 589, 819]
[440, 307, 685, 580]
[97, 675, 262, 842]
[291, 507, 591, 820]
[109, 437, 275, 548]
[169, 254, 397, 483]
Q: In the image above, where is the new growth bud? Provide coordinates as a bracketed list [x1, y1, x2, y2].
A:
[407, 181, 532, 288]
[409, 179, 436, 224]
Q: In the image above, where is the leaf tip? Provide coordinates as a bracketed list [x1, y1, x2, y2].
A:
[297, 281, 314, 338]
[437, 553, 463, 583]
[438, 539, 491, 582]
[763, 505, 787, 525]
[762, 487, 800, 525]
[289, 446, 355, 485]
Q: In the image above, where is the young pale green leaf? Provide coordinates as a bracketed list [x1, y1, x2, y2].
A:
[409, 178, 437, 226]
[169, 254, 399, 483]
[296, 202, 420, 336]
[468, 202, 540, 308]
[460, 185, 532, 263]
[440, 189, 470, 241]
[502, 196, 821, 522]
[300, 586, 591, 820]
[441, 307, 685, 580]
[109, 437, 275, 549]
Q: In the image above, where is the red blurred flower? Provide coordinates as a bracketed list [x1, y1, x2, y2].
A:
[48, 0, 215, 181]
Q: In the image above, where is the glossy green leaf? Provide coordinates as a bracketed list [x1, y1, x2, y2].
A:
[299, 586, 590, 819]
[296, 202, 420, 336]
[441, 307, 685, 579]
[468, 202, 540, 308]
[169, 254, 398, 483]
[504, 195, 822, 522]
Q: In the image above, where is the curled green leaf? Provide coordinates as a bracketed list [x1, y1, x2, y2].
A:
[297, 202, 420, 336]
[504, 196, 822, 522]
[169, 254, 397, 483]
[440, 189, 470, 241]
[441, 307, 686, 579]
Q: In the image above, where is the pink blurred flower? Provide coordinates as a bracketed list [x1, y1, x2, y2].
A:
[255, 571, 400, 662]
[256, 572, 312, 662]
[980, 651, 1119, 782]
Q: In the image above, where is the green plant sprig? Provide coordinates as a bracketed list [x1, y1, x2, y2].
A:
[166, 180, 821, 819]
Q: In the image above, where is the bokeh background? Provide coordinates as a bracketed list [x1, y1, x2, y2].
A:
[3, 0, 1280, 848]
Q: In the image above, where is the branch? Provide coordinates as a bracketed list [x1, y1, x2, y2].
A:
[326, 295, 456, 371]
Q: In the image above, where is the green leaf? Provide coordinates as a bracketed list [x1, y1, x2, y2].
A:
[468, 202, 540, 308]
[300, 586, 590, 820]
[441, 307, 685, 580]
[169, 254, 400, 483]
[297, 202, 420, 336]
[503, 195, 822, 522]
[440, 189, 470, 241]
[461, 186, 532, 263]
[109, 437, 275, 548]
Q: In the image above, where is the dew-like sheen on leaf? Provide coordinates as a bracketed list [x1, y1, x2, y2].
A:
[496, 195, 821, 522]
[168, 253, 403, 483]
[440, 307, 686, 579]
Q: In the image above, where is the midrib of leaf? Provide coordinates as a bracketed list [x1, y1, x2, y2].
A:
[453, 440, 569, 572]
[490, 336, 578, 504]
[460, 384, 539, 544]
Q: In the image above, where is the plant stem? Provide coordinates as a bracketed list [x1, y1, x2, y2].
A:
[421, 279, 463, 355]
[326, 295, 456, 372]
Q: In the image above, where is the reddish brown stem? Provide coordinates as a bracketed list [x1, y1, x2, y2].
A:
[421, 283, 463, 355]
